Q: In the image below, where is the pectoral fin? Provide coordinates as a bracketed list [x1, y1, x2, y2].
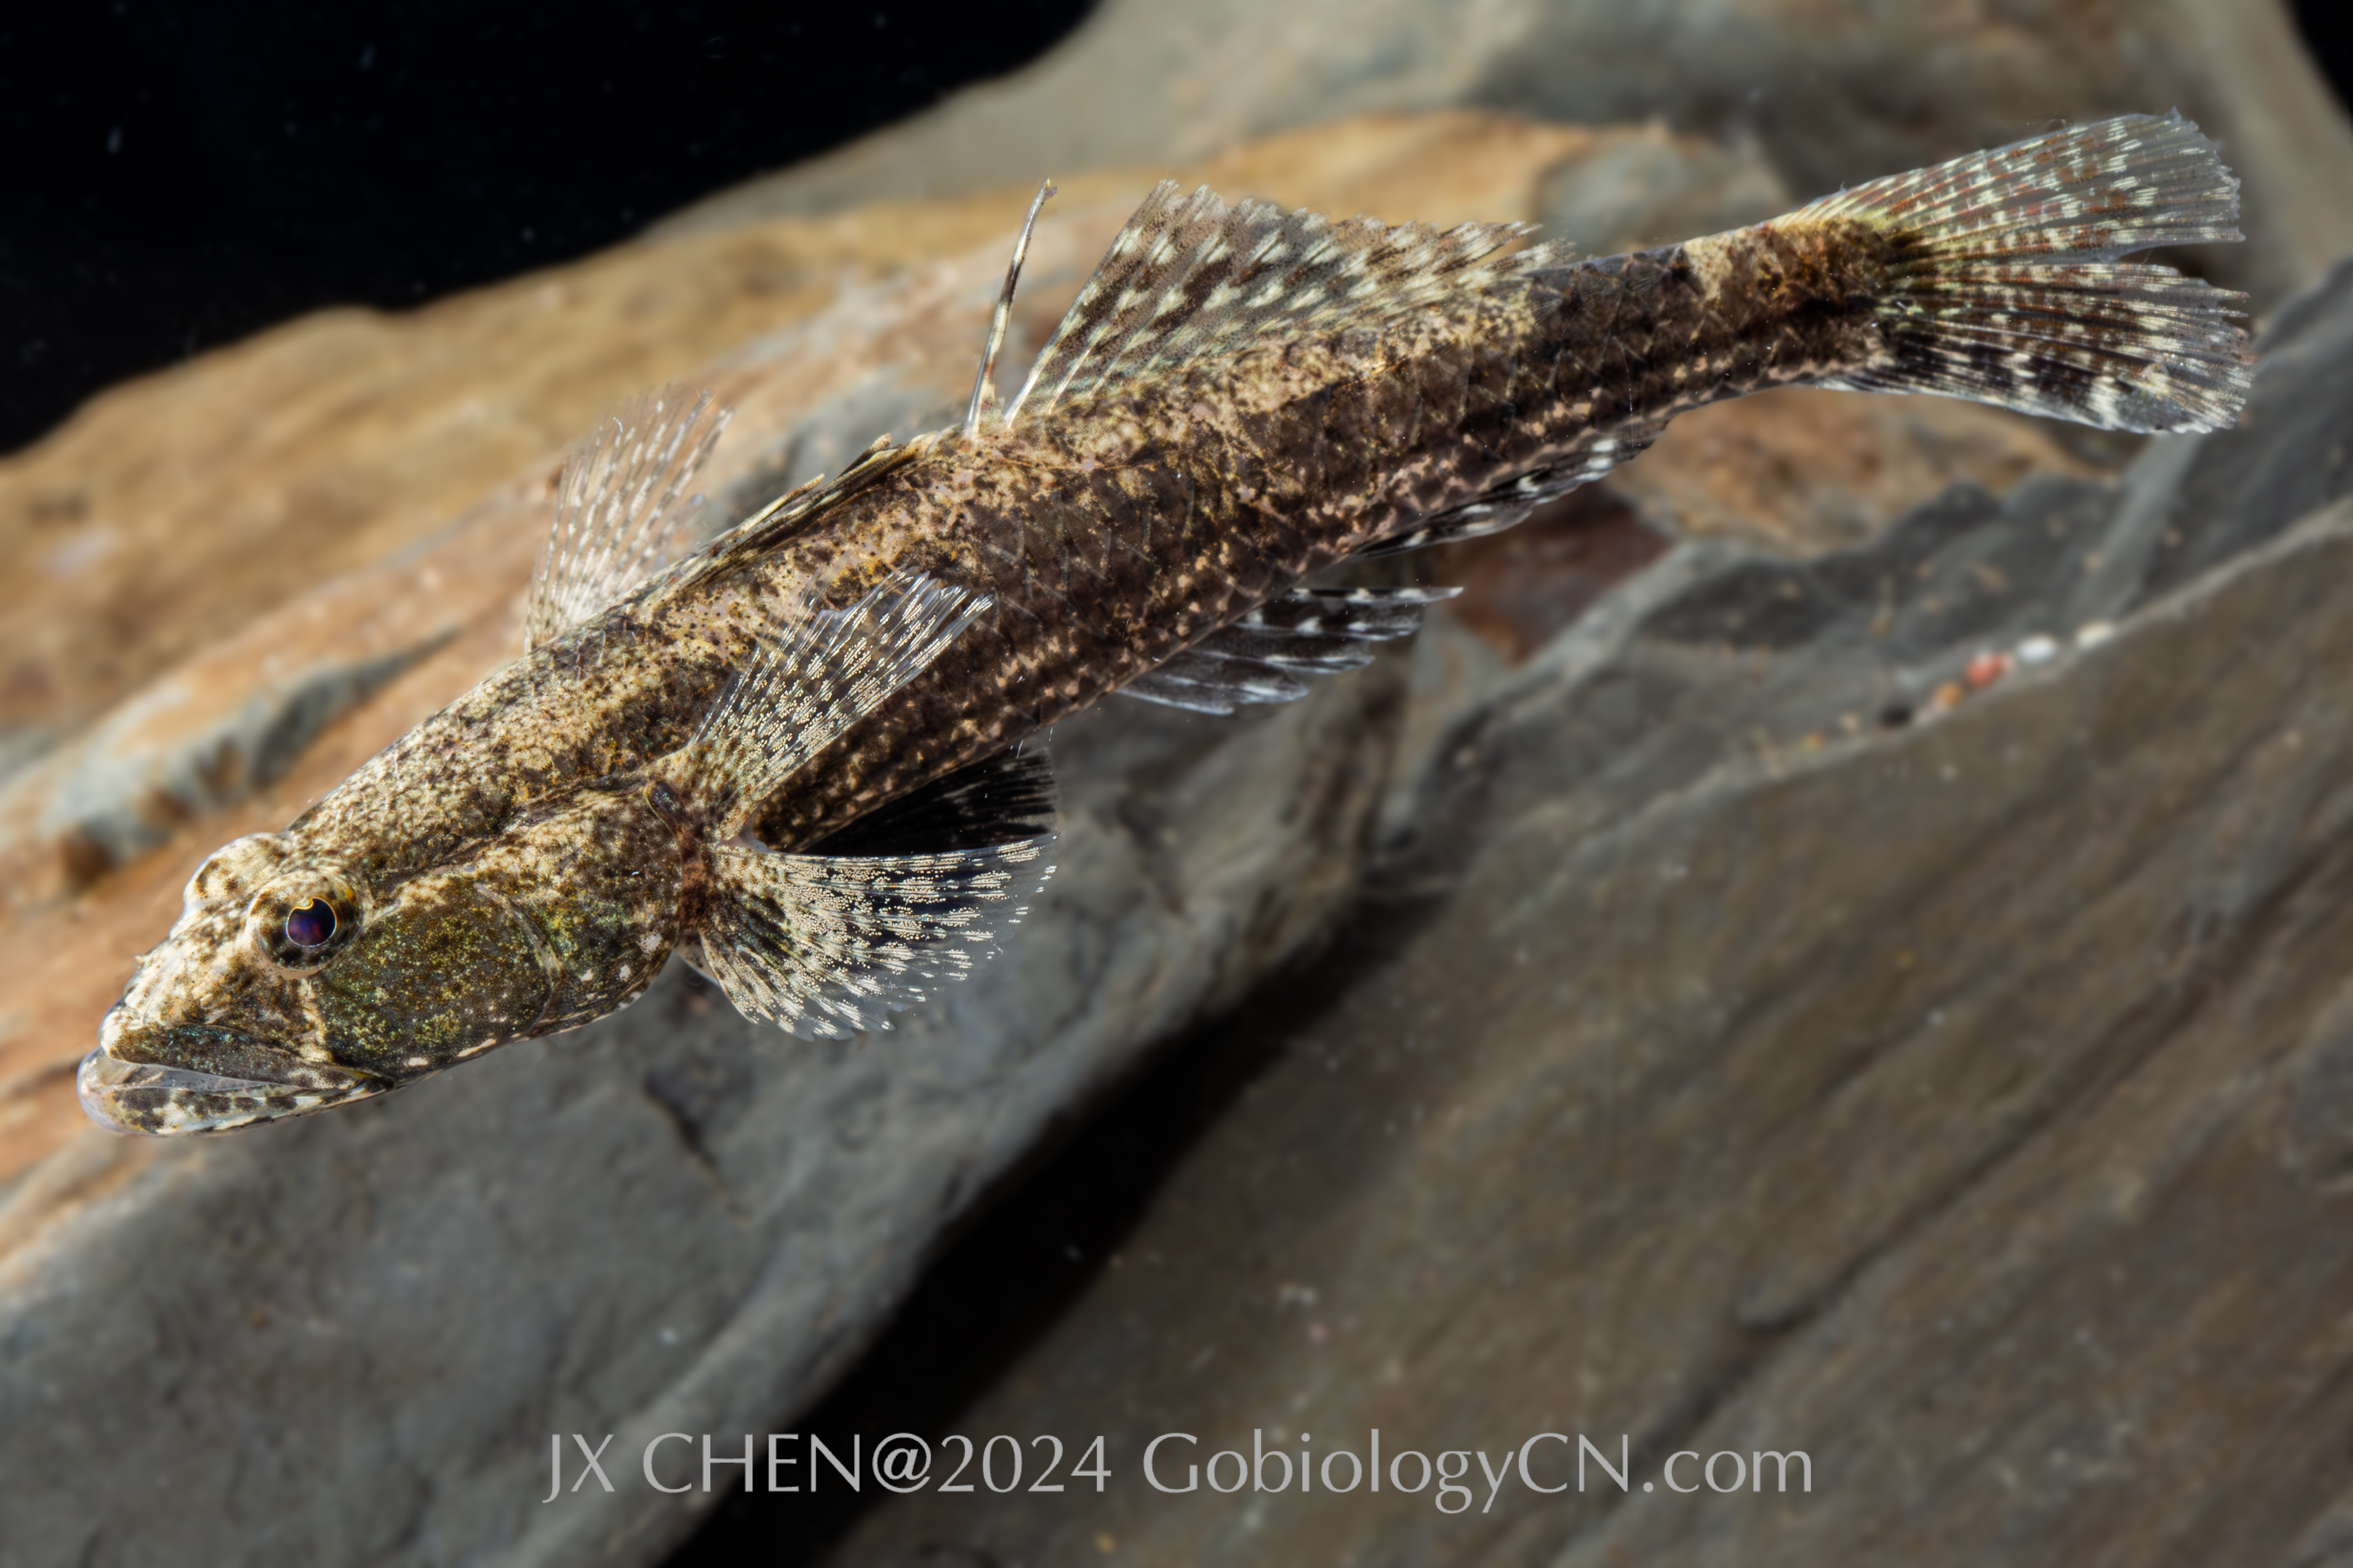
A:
[672, 570, 994, 837]
[805, 742, 1058, 858]
[699, 839, 1052, 1040]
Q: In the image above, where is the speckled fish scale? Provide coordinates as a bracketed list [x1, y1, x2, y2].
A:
[85, 114, 2254, 1133]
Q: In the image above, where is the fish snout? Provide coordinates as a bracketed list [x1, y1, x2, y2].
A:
[81, 1015, 387, 1136]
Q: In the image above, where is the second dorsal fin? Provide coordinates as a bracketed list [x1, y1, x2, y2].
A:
[1004, 182, 1540, 425]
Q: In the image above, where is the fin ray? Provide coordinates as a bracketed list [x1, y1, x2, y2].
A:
[681, 434, 934, 591]
[528, 387, 729, 649]
[1006, 183, 1538, 424]
[676, 571, 991, 836]
[1800, 114, 2253, 433]
[964, 180, 1057, 440]
[805, 743, 1059, 858]
[1801, 113, 2243, 263]
[1360, 427, 1664, 557]
[700, 839, 1052, 1040]
[1118, 586, 1458, 715]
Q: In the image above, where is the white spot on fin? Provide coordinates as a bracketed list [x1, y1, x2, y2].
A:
[1120, 585, 1460, 716]
[700, 838, 1053, 1040]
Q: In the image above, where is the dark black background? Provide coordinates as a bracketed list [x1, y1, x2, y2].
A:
[0, 1, 1098, 456]
[5, 4, 2352, 459]
[3, 6, 2351, 459]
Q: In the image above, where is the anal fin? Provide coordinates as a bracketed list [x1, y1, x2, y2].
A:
[1361, 430, 1660, 558]
[1120, 585, 1459, 716]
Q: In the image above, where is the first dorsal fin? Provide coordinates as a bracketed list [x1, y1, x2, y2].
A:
[964, 179, 1057, 440]
[1004, 183, 1543, 425]
[527, 386, 728, 650]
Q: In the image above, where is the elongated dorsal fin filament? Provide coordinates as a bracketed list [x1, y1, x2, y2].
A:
[963, 178, 1057, 441]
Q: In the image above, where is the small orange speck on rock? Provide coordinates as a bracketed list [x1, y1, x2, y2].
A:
[1964, 650, 2011, 690]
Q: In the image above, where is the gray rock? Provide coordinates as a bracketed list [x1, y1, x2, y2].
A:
[0, 663, 1402, 1568]
[7, 60, 2349, 1568]
[2117, 256, 2353, 608]
[1532, 123, 1791, 256]
[653, 0, 2353, 314]
[34, 635, 446, 877]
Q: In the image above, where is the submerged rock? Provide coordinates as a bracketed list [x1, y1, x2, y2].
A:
[658, 0, 2353, 317]
[803, 261, 2353, 1568]
[0, 663, 1402, 1568]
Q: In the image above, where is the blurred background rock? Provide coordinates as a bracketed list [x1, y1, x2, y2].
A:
[3, 4, 2353, 1566]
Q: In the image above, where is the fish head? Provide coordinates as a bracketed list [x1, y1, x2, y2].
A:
[85, 830, 401, 1134]
[83, 792, 677, 1135]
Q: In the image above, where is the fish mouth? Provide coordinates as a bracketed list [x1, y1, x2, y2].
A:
[79, 1019, 389, 1137]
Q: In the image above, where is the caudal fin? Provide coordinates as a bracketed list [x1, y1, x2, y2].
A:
[1803, 114, 2254, 433]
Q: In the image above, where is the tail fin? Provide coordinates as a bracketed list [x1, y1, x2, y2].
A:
[1803, 114, 2254, 433]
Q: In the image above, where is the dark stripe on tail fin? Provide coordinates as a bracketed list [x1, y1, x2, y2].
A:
[1806, 114, 2254, 433]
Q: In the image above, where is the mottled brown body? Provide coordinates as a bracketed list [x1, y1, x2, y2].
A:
[317, 221, 1892, 872]
[89, 114, 2257, 1132]
[757, 220, 1896, 843]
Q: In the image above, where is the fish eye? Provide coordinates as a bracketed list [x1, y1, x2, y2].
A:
[284, 899, 338, 950]
[247, 872, 364, 971]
